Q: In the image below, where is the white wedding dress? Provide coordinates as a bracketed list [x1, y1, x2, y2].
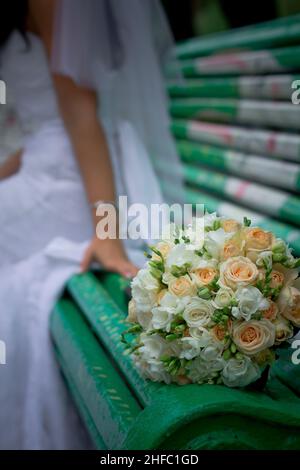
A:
[0, 31, 155, 449]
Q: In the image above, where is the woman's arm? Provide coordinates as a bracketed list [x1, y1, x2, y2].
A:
[0, 149, 22, 181]
[29, 0, 137, 277]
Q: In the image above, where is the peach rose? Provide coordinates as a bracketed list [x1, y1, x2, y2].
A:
[192, 267, 217, 286]
[221, 238, 244, 260]
[278, 286, 300, 327]
[127, 299, 137, 323]
[245, 228, 274, 262]
[168, 275, 196, 297]
[219, 256, 259, 291]
[221, 219, 241, 233]
[262, 301, 278, 321]
[270, 270, 285, 289]
[233, 319, 275, 356]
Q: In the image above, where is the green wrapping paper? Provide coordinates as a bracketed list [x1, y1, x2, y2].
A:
[176, 14, 300, 59]
[182, 164, 300, 227]
[168, 75, 299, 100]
[169, 98, 300, 130]
[176, 139, 300, 191]
[174, 46, 300, 77]
[162, 183, 300, 255]
[171, 120, 300, 162]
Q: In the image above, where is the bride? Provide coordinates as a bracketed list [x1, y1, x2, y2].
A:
[0, 0, 182, 449]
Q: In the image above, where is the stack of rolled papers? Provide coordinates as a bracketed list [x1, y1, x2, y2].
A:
[167, 13, 300, 255]
[171, 120, 300, 162]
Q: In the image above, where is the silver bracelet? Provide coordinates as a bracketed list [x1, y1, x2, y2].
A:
[90, 199, 119, 212]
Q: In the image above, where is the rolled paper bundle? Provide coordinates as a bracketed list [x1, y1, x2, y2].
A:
[171, 120, 300, 162]
[169, 99, 300, 130]
[176, 139, 300, 191]
[182, 164, 300, 227]
[176, 14, 300, 59]
[168, 75, 299, 100]
[163, 183, 300, 255]
[176, 45, 300, 77]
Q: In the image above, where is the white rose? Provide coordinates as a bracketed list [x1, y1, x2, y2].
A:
[152, 305, 174, 332]
[132, 268, 160, 312]
[160, 292, 190, 314]
[165, 244, 199, 270]
[179, 337, 202, 360]
[204, 228, 232, 259]
[183, 298, 214, 328]
[136, 357, 171, 384]
[200, 340, 223, 362]
[221, 356, 261, 387]
[212, 287, 234, 309]
[136, 310, 153, 331]
[184, 218, 205, 251]
[187, 356, 224, 383]
[189, 326, 211, 346]
[139, 333, 168, 359]
[232, 286, 270, 321]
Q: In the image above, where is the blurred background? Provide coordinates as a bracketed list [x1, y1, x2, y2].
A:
[1, 0, 300, 255]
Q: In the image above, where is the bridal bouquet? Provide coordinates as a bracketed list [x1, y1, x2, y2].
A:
[125, 213, 300, 388]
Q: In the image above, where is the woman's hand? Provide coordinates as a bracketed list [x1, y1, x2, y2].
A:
[0, 150, 22, 181]
[81, 236, 138, 279]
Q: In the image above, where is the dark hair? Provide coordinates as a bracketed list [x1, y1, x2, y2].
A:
[0, 0, 29, 48]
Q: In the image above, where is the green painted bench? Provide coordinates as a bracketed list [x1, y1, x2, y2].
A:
[50, 272, 300, 450]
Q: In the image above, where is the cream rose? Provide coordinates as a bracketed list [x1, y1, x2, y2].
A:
[245, 228, 273, 250]
[213, 287, 234, 309]
[168, 275, 196, 297]
[278, 286, 300, 327]
[219, 256, 259, 291]
[183, 298, 214, 328]
[221, 238, 244, 261]
[233, 319, 275, 356]
[221, 219, 241, 233]
[273, 316, 294, 344]
[245, 228, 274, 262]
[127, 299, 137, 323]
[262, 301, 278, 321]
[192, 267, 217, 287]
